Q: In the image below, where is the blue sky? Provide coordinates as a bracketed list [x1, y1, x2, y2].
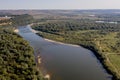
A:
[0, 0, 120, 10]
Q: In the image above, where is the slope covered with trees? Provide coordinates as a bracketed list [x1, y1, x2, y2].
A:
[0, 29, 44, 80]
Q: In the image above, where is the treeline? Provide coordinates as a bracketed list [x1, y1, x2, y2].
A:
[0, 29, 44, 80]
[32, 20, 120, 34]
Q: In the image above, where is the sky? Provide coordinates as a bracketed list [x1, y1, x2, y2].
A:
[0, 0, 120, 10]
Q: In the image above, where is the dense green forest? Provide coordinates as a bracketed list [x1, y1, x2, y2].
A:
[32, 20, 120, 32]
[0, 14, 45, 80]
[0, 29, 44, 80]
[32, 20, 120, 80]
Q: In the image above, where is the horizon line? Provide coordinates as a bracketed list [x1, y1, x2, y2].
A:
[0, 8, 120, 10]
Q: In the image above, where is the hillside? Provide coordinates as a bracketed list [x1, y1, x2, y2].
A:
[0, 29, 44, 80]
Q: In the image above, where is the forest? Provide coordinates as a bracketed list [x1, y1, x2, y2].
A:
[0, 29, 45, 80]
[0, 14, 44, 80]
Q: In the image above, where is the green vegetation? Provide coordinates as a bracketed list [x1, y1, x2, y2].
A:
[0, 14, 46, 80]
[0, 18, 12, 28]
[11, 14, 34, 26]
[32, 20, 120, 32]
[32, 20, 120, 80]
[0, 14, 34, 29]
[0, 29, 44, 80]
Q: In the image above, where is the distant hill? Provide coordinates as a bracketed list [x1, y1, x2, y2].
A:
[0, 9, 120, 15]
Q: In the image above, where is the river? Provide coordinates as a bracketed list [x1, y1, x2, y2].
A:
[18, 26, 112, 80]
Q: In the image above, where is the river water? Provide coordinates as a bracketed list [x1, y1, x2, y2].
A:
[18, 26, 112, 80]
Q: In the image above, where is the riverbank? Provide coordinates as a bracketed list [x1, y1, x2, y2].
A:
[44, 38, 80, 47]
[79, 45, 116, 80]
[14, 27, 48, 80]
[28, 26, 80, 48]
[29, 26, 80, 47]
[14, 29, 19, 32]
